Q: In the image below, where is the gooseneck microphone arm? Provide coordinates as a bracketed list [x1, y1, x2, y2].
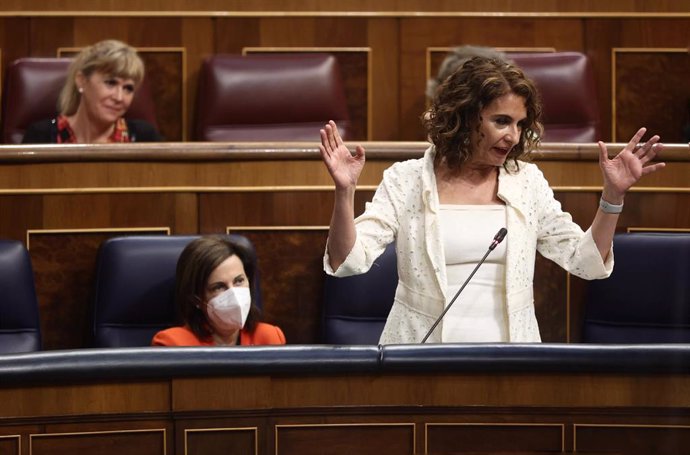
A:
[420, 227, 508, 344]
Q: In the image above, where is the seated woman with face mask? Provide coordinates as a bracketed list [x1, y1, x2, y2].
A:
[152, 236, 285, 346]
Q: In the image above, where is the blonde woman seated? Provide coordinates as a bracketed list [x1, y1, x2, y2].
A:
[152, 236, 285, 346]
[22, 39, 162, 143]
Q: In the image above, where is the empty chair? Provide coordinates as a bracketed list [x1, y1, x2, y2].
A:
[91, 234, 262, 347]
[194, 53, 350, 141]
[322, 243, 397, 344]
[2, 57, 158, 144]
[510, 52, 600, 142]
[0, 240, 41, 353]
[583, 233, 690, 343]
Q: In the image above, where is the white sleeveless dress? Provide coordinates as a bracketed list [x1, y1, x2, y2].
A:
[438, 204, 508, 342]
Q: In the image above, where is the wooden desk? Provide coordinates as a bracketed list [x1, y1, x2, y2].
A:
[1, 345, 689, 455]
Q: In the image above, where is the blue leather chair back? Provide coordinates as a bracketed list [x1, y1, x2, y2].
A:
[583, 233, 690, 343]
[0, 240, 41, 353]
[92, 234, 261, 347]
[322, 243, 397, 344]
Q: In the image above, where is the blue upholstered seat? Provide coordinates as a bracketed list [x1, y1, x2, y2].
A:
[583, 232, 690, 343]
[91, 234, 261, 347]
[0, 240, 41, 353]
[321, 243, 397, 344]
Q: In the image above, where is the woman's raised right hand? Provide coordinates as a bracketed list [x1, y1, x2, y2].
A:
[319, 120, 366, 190]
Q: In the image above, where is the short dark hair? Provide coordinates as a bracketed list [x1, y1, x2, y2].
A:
[175, 235, 261, 340]
[423, 56, 543, 171]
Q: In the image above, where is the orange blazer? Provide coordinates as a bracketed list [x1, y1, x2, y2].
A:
[151, 322, 286, 346]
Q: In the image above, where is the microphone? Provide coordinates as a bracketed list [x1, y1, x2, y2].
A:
[420, 227, 508, 343]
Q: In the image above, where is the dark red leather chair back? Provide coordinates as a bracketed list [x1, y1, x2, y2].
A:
[510, 52, 600, 143]
[195, 53, 350, 141]
[2, 57, 158, 144]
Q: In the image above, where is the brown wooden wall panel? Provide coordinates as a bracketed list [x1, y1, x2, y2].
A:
[199, 191, 336, 228]
[29, 231, 114, 349]
[130, 49, 186, 141]
[426, 423, 564, 454]
[0, 383, 169, 419]
[175, 371, 690, 413]
[3, 1, 690, 12]
[575, 424, 690, 454]
[0, 161, 336, 189]
[1, 373, 690, 455]
[232, 229, 330, 344]
[30, 429, 166, 455]
[276, 424, 414, 455]
[614, 49, 690, 143]
[185, 428, 257, 455]
[534, 254, 568, 342]
[180, 17, 215, 141]
[0, 195, 42, 241]
[28, 228, 169, 349]
[585, 18, 690, 144]
[0, 436, 19, 455]
[0, 18, 29, 69]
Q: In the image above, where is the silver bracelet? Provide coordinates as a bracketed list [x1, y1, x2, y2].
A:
[599, 197, 624, 214]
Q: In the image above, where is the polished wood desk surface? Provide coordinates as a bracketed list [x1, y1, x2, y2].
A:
[0, 142, 687, 192]
[0, 141, 688, 163]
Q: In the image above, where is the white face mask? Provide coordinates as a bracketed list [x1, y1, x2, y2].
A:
[206, 287, 251, 332]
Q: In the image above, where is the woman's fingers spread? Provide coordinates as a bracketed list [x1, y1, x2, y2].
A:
[597, 141, 609, 162]
[319, 129, 327, 147]
[325, 124, 338, 151]
[626, 127, 647, 151]
[332, 121, 344, 146]
[641, 161, 666, 176]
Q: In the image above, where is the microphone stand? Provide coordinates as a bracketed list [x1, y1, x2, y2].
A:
[420, 228, 507, 343]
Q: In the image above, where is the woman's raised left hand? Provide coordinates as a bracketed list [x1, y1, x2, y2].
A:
[597, 127, 665, 204]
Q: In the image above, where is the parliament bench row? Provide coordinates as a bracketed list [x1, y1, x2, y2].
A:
[1, 232, 688, 354]
[2, 51, 599, 143]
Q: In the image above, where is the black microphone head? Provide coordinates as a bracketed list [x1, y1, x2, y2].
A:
[488, 228, 507, 251]
[494, 227, 507, 243]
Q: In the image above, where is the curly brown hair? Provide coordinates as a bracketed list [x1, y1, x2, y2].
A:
[424, 56, 543, 171]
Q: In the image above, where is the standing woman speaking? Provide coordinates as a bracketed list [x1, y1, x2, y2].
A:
[320, 56, 665, 344]
[22, 39, 162, 144]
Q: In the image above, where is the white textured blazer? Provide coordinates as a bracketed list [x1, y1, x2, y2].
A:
[325, 146, 613, 344]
